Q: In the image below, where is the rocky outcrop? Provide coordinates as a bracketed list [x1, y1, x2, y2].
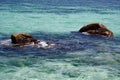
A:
[11, 33, 55, 48]
[11, 33, 38, 45]
[79, 23, 114, 37]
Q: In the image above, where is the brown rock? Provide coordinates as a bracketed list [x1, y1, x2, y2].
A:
[79, 23, 114, 37]
[11, 33, 37, 45]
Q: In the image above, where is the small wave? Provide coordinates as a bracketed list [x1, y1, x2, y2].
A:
[0, 39, 12, 46]
[24, 40, 55, 48]
[82, 32, 90, 35]
[0, 39, 55, 48]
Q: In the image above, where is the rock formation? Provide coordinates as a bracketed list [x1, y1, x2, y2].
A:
[79, 23, 114, 37]
[11, 33, 38, 45]
[11, 33, 55, 48]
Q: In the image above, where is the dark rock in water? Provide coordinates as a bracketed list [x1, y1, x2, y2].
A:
[11, 33, 38, 45]
[79, 23, 114, 37]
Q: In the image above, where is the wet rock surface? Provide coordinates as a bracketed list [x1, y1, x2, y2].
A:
[79, 23, 114, 37]
[11, 33, 38, 45]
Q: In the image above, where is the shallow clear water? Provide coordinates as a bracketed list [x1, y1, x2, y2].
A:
[0, 0, 120, 80]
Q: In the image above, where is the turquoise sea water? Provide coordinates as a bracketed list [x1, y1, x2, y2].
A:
[0, 0, 120, 80]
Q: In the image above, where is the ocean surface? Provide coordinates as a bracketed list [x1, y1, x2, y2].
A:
[0, 0, 120, 80]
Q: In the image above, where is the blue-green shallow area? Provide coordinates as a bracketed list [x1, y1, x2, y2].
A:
[0, 0, 120, 80]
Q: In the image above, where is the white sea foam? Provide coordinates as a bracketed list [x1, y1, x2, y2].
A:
[82, 32, 90, 35]
[0, 39, 12, 46]
[0, 39, 55, 48]
[25, 40, 55, 48]
[37, 41, 49, 47]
